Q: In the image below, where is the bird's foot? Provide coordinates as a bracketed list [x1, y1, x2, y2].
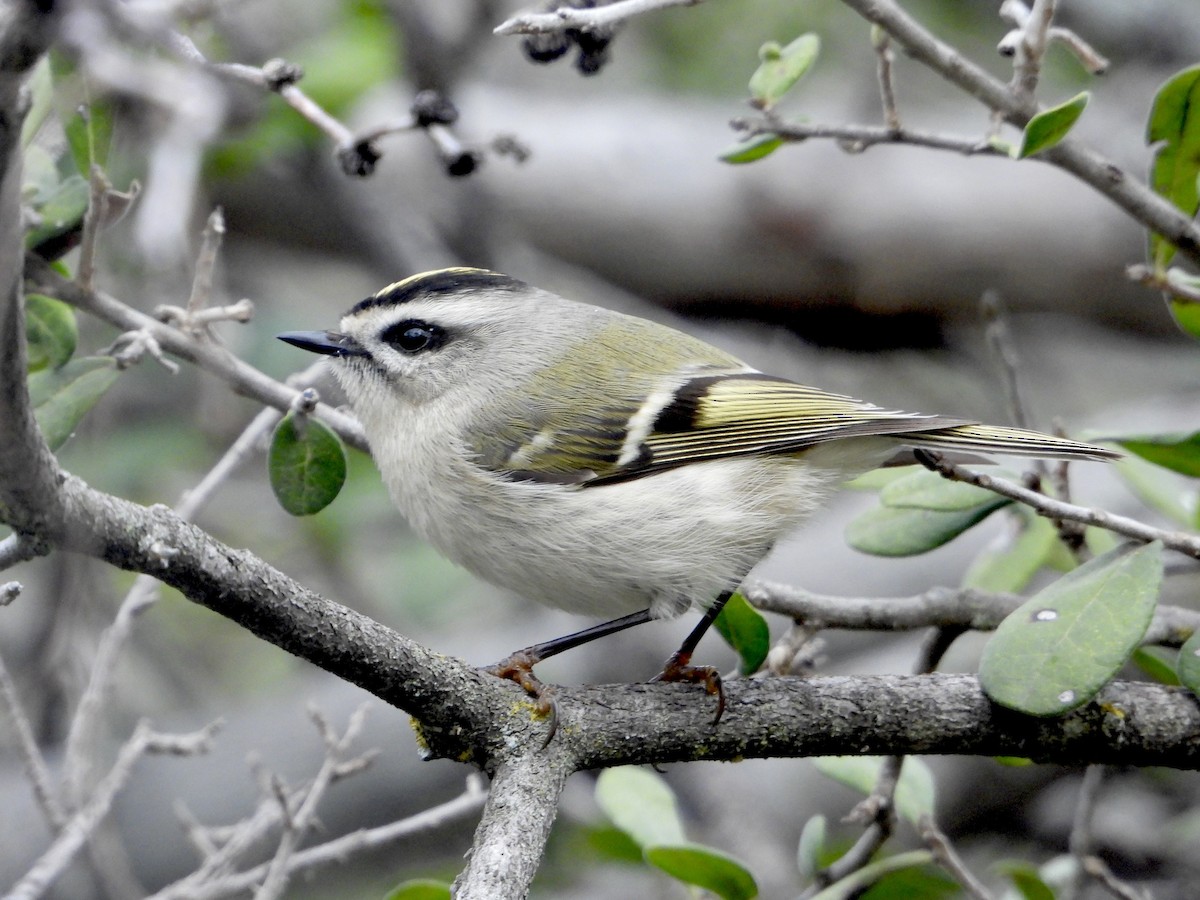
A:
[651, 650, 725, 726]
[485, 650, 559, 745]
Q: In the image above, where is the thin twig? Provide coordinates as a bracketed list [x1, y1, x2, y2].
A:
[150, 776, 487, 900]
[1064, 765, 1105, 900]
[25, 255, 368, 452]
[920, 816, 995, 900]
[9, 721, 219, 900]
[914, 451, 1200, 559]
[0, 532, 48, 571]
[63, 406, 283, 806]
[254, 705, 371, 900]
[732, 117, 1005, 156]
[745, 581, 1200, 649]
[872, 27, 901, 131]
[0, 648, 67, 829]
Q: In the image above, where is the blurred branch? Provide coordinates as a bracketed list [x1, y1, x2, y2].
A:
[833, 0, 1200, 267]
[154, 776, 487, 900]
[7, 721, 220, 900]
[0, 648, 67, 830]
[732, 117, 1008, 155]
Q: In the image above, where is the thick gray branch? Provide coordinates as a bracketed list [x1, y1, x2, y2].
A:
[454, 752, 573, 900]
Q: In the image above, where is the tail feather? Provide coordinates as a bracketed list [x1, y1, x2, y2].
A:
[899, 423, 1120, 462]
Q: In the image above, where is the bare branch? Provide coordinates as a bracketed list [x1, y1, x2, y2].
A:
[920, 816, 996, 900]
[834, 0, 1200, 266]
[733, 117, 1006, 156]
[151, 777, 487, 900]
[9, 721, 219, 900]
[25, 254, 368, 452]
[0, 647, 67, 829]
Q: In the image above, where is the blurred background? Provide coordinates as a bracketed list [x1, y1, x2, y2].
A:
[3, 0, 1200, 896]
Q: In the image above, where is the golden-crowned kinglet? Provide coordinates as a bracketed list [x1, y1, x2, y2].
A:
[280, 268, 1117, 709]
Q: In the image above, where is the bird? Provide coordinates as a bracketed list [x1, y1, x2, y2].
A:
[279, 267, 1118, 720]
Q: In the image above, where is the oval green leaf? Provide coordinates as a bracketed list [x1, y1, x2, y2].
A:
[1132, 646, 1181, 686]
[28, 355, 120, 450]
[719, 133, 784, 164]
[997, 861, 1057, 900]
[645, 843, 758, 900]
[1017, 91, 1089, 159]
[1110, 430, 1200, 477]
[748, 33, 819, 110]
[268, 411, 348, 516]
[1147, 64, 1200, 269]
[845, 497, 1010, 557]
[594, 766, 686, 850]
[1176, 629, 1200, 697]
[24, 172, 89, 253]
[880, 468, 1007, 511]
[809, 850, 934, 900]
[1167, 295, 1200, 343]
[1111, 456, 1194, 527]
[962, 511, 1059, 593]
[383, 880, 452, 900]
[714, 592, 770, 675]
[811, 756, 935, 826]
[979, 542, 1162, 716]
[24, 293, 77, 371]
[796, 814, 827, 880]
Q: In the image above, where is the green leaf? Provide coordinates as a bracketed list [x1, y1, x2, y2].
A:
[811, 757, 935, 826]
[845, 497, 1010, 557]
[719, 133, 784, 164]
[28, 356, 121, 450]
[24, 293, 77, 371]
[810, 850, 934, 900]
[595, 766, 686, 850]
[1146, 64, 1200, 269]
[1111, 455, 1195, 527]
[748, 33, 819, 110]
[51, 50, 114, 176]
[268, 412, 348, 516]
[979, 542, 1162, 715]
[880, 468, 1008, 511]
[24, 172, 88, 253]
[962, 511, 1059, 593]
[1016, 91, 1089, 159]
[1177, 629, 1200, 697]
[996, 861, 1057, 900]
[20, 56, 54, 147]
[796, 814, 827, 881]
[714, 592, 770, 675]
[1132, 646, 1181, 686]
[1111, 430, 1200, 477]
[644, 843, 758, 900]
[382, 880, 452, 900]
[1168, 298, 1200, 342]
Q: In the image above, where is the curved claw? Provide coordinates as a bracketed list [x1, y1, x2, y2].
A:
[651, 650, 726, 726]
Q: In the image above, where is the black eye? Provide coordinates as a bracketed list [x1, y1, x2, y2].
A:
[381, 320, 445, 354]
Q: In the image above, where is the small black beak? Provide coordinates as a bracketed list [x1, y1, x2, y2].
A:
[277, 331, 366, 358]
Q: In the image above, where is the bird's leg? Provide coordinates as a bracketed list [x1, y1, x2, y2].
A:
[651, 590, 733, 726]
[487, 608, 655, 709]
